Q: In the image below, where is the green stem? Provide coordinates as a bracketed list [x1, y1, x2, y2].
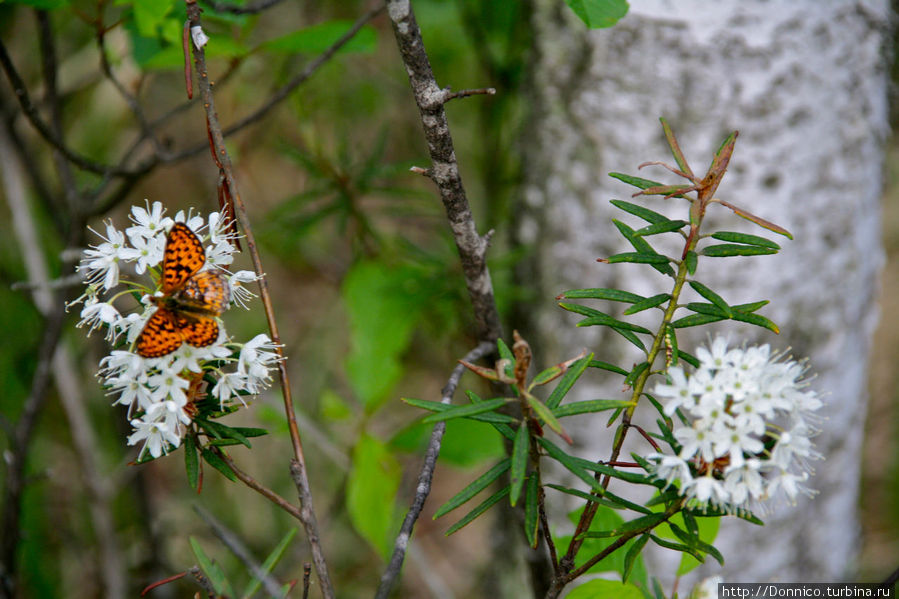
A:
[559, 229, 701, 580]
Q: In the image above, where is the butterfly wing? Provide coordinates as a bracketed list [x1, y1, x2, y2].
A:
[173, 270, 231, 316]
[178, 314, 220, 349]
[161, 222, 207, 294]
[136, 308, 184, 358]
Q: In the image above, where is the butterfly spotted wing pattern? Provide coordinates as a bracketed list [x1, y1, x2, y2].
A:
[135, 308, 184, 358]
[161, 222, 207, 293]
[135, 223, 231, 358]
[174, 270, 230, 316]
[177, 315, 220, 348]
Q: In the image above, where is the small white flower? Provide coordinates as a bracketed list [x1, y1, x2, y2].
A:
[147, 368, 190, 406]
[173, 210, 204, 234]
[212, 372, 246, 407]
[127, 233, 164, 274]
[229, 270, 258, 309]
[99, 350, 144, 380]
[683, 474, 728, 508]
[206, 240, 236, 266]
[107, 373, 153, 411]
[78, 300, 120, 338]
[126, 200, 172, 242]
[80, 222, 133, 290]
[646, 453, 692, 487]
[128, 417, 181, 459]
[654, 366, 691, 416]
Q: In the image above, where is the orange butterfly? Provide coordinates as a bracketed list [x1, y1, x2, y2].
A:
[135, 222, 231, 358]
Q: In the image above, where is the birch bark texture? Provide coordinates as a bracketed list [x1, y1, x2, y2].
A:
[519, 0, 889, 583]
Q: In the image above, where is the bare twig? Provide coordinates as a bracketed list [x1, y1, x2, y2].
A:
[375, 341, 495, 599]
[185, 3, 333, 595]
[193, 505, 284, 597]
[214, 450, 303, 522]
[443, 86, 496, 103]
[386, 0, 502, 345]
[0, 36, 129, 177]
[302, 563, 312, 599]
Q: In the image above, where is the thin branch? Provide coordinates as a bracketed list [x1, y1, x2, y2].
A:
[214, 450, 303, 521]
[193, 505, 284, 598]
[0, 36, 129, 177]
[201, 0, 286, 15]
[443, 86, 496, 103]
[288, 459, 333, 599]
[302, 563, 312, 599]
[386, 0, 502, 345]
[185, 2, 334, 596]
[375, 341, 495, 599]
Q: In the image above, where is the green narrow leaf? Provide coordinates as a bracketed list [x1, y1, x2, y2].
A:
[434, 459, 511, 518]
[648, 534, 705, 562]
[688, 281, 733, 318]
[684, 250, 698, 275]
[711, 231, 780, 249]
[577, 314, 653, 335]
[634, 220, 689, 236]
[660, 117, 694, 179]
[184, 434, 199, 490]
[421, 398, 507, 424]
[733, 300, 769, 313]
[231, 427, 268, 438]
[190, 537, 237, 597]
[545, 354, 594, 409]
[623, 533, 651, 582]
[612, 219, 675, 275]
[552, 399, 636, 418]
[524, 475, 540, 548]
[609, 199, 671, 225]
[701, 244, 778, 257]
[564, 0, 629, 28]
[604, 252, 672, 266]
[197, 419, 252, 448]
[531, 365, 564, 387]
[537, 437, 601, 491]
[497, 338, 515, 379]
[731, 309, 780, 334]
[558, 288, 644, 303]
[510, 424, 529, 506]
[609, 172, 666, 191]
[589, 360, 629, 376]
[445, 487, 510, 535]
[671, 313, 726, 329]
[624, 362, 649, 387]
[241, 529, 297, 599]
[525, 394, 571, 443]
[623, 293, 670, 315]
[402, 397, 517, 424]
[200, 448, 238, 482]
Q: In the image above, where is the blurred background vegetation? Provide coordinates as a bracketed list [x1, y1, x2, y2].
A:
[0, 0, 896, 597]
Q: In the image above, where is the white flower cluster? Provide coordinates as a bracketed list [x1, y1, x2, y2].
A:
[647, 337, 822, 512]
[72, 201, 279, 459]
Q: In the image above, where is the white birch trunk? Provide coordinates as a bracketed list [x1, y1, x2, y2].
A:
[519, 0, 889, 585]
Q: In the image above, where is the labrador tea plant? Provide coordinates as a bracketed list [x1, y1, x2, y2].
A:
[405, 119, 821, 599]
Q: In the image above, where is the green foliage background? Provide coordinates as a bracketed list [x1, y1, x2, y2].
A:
[0, 0, 896, 597]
